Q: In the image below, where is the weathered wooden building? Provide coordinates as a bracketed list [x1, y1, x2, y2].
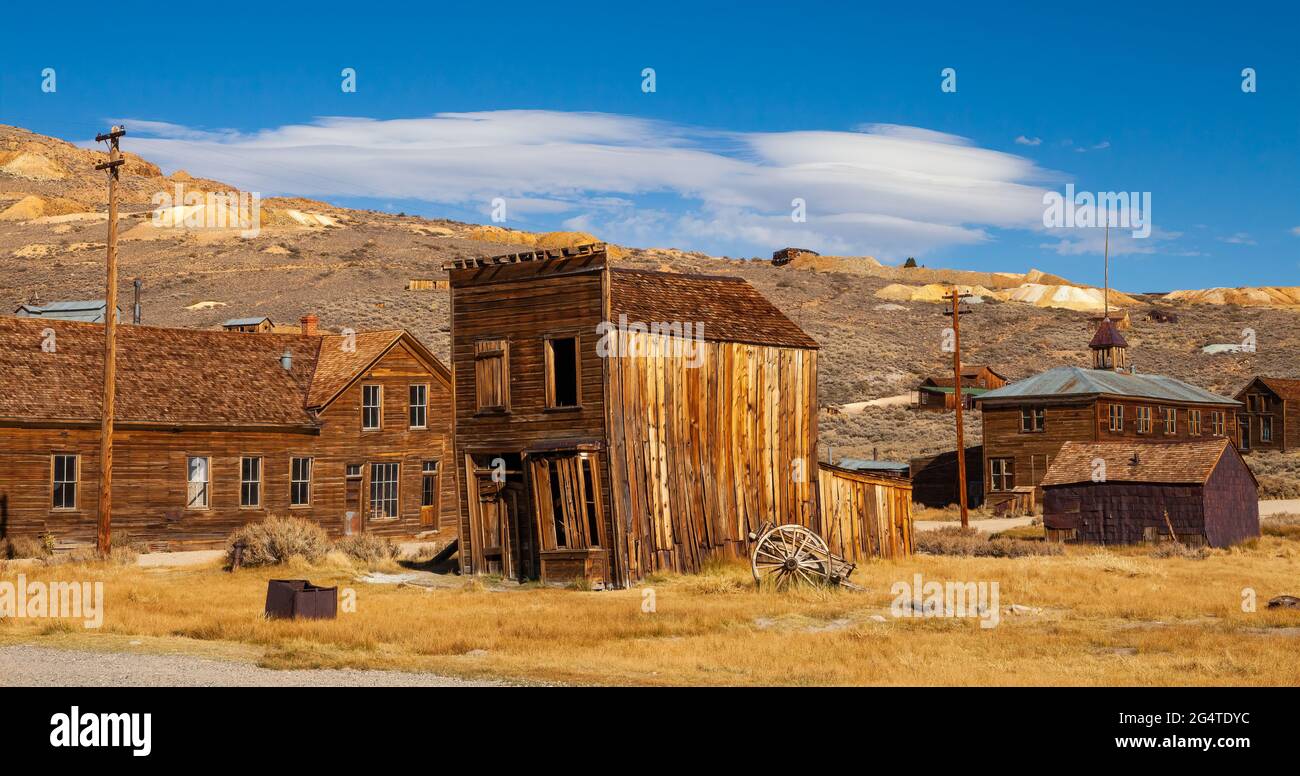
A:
[0, 316, 457, 549]
[913, 365, 1008, 411]
[1233, 376, 1300, 453]
[817, 463, 912, 561]
[909, 445, 984, 508]
[447, 243, 891, 587]
[975, 319, 1241, 505]
[1041, 438, 1259, 547]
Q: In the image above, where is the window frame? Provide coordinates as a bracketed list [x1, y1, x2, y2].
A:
[239, 456, 262, 509]
[1188, 409, 1202, 436]
[543, 333, 583, 410]
[1261, 415, 1273, 442]
[1018, 406, 1045, 433]
[1136, 406, 1152, 435]
[186, 455, 211, 510]
[1211, 411, 1226, 436]
[1161, 406, 1177, 435]
[990, 457, 1015, 492]
[290, 456, 313, 507]
[1108, 403, 1124, 432]
[362, 384, 383, 431]
[51, 453, 79, 511]
[369, 461, 400, 520]
[421, 460, 440, 508]
[408, 383, 429, 430]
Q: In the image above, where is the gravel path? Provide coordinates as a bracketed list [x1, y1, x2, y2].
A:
[0, 645, 500, 687]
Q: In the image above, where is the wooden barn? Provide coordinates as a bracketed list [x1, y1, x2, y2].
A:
[912, 366, 1008, 411]
[909, 445, 984, 508]
[817, 463, 913, 561]
[1041, 439, 1259, 548]
[445, 243, 910, 587]
[976, 318, 1241, 506]
[0, 316, 458, 549]
[1233, 376, 1300, 453]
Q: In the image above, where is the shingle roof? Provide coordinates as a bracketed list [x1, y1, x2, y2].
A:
[1088, 318, 1129, 349]
[1041, 439, 1234, 486]
[1255, 377, 1300, 403]
[0, 317, 443, 428]
[609, 269, 818, 350]
[976, 366, 1239, 406]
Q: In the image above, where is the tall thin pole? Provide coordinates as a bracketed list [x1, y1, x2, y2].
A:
[1103, 217, 1110, 320]
[95, 126, 125, 557]
[950, 287, 969, 528]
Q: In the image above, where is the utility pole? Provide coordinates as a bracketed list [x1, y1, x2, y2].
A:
[946, 287, 972, 528]
[94, 126, 125, 557]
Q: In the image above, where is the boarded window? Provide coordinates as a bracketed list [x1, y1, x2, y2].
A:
[240, 456, 261, 507]
[409, 384, 428, 429]
[1108, 404, 1124, 432]
[531, 454, 602, 550]
[290, 457, 312, 506]
[52, 454, 78, 510]
[990, 457, 1014, 492]
[1188, 409, 1202, 435]
[474, 339, 510, 411]
[545, 336, 580, 408]
[362, 385, 382, 430]
[370, 462, 399, 518]
[187, 456, 210, 509]
[1019, 406, 1044, 433]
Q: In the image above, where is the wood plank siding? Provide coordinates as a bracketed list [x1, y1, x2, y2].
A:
[0, 317, 456, 549]
[816, 463, 913, 561]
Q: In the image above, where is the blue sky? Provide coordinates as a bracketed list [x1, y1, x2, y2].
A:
[2, 1, 1296, 290]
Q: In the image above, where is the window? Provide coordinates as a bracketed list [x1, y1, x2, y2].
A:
[1108, 404, 1124, 432]
[187, 456, 210, 509]
[1211, 411, 1226, 436]
[1162, 407, 1176, 434]
[240, 457, 262, 508]
[990, 458, 1015, 492]
[346, 463, 362, 479]
[1261, 416, 1273, 442]
[421, 461, 439, 507]
[1136, 406, 1152, 434]
[1188, 409, 1202, 436]
[544, 336, 580, 408]
[362, 385, 382, 430]
[474, 338, 510, 412]
[408, 384, 428, 429]
[52, 454, 78, 510]
[290, 457, 312, 506]
[370, 462, 399, 518]
[1019, 406, 1045, 433]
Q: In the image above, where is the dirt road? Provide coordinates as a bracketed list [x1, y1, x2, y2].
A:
[0, 645, 500, 687]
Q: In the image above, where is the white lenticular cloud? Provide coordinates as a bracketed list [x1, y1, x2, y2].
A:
[119, 110, 1059, 259]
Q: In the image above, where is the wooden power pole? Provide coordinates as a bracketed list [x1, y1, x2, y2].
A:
[946, 287, 971, 528]
[94, 126, 125, 556]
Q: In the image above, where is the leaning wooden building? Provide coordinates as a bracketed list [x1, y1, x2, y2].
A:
[446, 244, 910, 588]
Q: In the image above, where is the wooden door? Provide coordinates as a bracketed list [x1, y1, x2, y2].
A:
[345, 468, 363, 534]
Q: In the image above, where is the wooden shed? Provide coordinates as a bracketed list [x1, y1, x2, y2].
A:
[817, 463, 913, 561]
[1041, 439, 1259, 548]
[446, 243, 909, 588]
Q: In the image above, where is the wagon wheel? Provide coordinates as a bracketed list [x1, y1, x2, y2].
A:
[751, 524, 831, 590]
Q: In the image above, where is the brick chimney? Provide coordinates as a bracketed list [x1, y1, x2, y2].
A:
[300, 314, 319, 336]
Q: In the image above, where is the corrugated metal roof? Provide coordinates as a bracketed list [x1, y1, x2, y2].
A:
[222, 317, 272, 327]
[919, 386, 991, 395]
[835, 458, 910, 472]
[14, 300, 119, 324]
[977, 366, 1239, 406]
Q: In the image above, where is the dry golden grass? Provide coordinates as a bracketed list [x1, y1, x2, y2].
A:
[3, 538, 1300, 686]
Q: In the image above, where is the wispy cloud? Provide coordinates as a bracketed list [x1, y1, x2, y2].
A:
[1014, 135, 1042, 146]
[1219, 232, 1257, 245]
[118, 111, 1068, 259]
